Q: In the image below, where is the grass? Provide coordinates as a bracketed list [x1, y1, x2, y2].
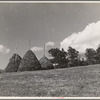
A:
[0, 64, 100, 96]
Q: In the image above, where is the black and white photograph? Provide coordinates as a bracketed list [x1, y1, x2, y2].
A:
[0, 1, 100, 97]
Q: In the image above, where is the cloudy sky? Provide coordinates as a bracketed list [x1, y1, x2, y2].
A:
[0, 3, 100, 69]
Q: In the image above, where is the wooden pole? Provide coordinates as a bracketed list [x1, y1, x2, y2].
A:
[15, 44, 18, 53]
[44, 44, 45, 56]
[15, 44, 18, 61]
[28, 40, 31, 50]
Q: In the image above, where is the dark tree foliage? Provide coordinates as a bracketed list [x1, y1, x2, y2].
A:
[79, 58, 87, 66]
[48, 48, 68, 68]
[5, 53, 22, 72]
[67, 46, 79, 67]
[18, 50, 41, 71]
[96, 44, 100, 64]
[85, 48, 97, 65]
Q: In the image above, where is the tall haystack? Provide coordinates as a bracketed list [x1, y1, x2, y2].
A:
[39, 56, 54, 70]
[5, 53, 22, 72]
[18, 50, 41, 71]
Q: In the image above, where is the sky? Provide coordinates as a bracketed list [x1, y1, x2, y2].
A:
[0, 3, 100, 69]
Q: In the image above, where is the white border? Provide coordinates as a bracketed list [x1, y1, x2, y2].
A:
[0, 1, 100, 3]
[1, 97, 100, 99]
[0, 1, 100, 99]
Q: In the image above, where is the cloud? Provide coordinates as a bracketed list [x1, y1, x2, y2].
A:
[60, 21, 100, 53]
[31, 42, 55, 52]
[45, 41, 55, 47]
[31, 47, 43, 52]
[0, 45, 10, 54]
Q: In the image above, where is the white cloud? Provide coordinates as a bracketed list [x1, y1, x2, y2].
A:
[31, 47, 43, 52]
[45, 41, 55, 47]
[31, 42, 55, 52]
[0, 45, 10, 54]
[60, 21, 100, 53]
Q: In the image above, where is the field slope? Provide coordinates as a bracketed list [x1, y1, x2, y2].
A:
[0, 64, 100, 97]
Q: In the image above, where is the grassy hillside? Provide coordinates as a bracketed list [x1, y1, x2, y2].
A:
[0, 64, 100, 97]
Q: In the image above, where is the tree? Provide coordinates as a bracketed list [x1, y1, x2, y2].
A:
[96, 44, 100, 64]
[67, 46, 79, 67]
[48, 48, 68, 68]
[79, 58, 87, 66]
[85, 48, 97, 65]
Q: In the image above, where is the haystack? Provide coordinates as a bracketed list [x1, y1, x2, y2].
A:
[5, 53, 22, 72]
[39, 56, 54, 70]
[18, 50, 41, 71]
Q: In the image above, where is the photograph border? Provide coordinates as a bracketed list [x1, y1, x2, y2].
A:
[0, 1, 100, 99]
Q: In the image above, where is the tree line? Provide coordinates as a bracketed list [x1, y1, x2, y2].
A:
[48, 45, 100, 69]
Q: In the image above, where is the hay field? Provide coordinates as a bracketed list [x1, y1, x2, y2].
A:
[0, 64, 100, 97]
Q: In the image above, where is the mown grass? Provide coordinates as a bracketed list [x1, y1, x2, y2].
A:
[0, 64, 100, 96]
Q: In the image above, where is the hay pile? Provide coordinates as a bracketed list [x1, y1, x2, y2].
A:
[39, 56, 54, 70]
[18, 50, 41, 71]
[5, 53, 22, 72]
